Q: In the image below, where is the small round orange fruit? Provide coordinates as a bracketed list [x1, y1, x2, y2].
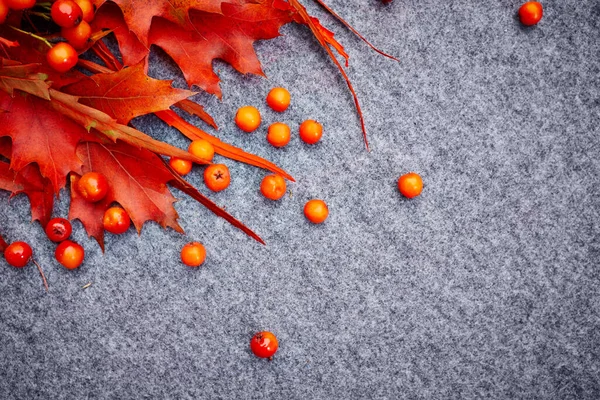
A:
[181, 242, 206, 267]
[304, 199, 329, 224]
[188, 139, 215, 162]
[204, 164, 231, 192]
[260, 174, 287, 200]
[397, 172, 423, 198]
[266, 122, 291, 148]
[299, 120, 323, 145]
[518, 2, 543, 26]
[266, 87, 291, 112]
[169, 157, 193, 176]
[235, 106, 261, 132]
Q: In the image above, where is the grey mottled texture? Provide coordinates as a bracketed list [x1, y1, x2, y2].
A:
[1, 1, 599, 399]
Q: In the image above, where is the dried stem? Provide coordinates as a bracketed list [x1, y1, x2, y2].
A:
[8, 25, 53, 48]
[33, 258, 49, 292]
[313, 0, 399, 62]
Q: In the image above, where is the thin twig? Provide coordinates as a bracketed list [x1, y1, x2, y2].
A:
[313, 0, 399, 62]
[32, 258, 49, 292]
[7, 25, 53, 48]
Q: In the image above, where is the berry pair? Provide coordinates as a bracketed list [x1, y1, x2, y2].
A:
[77, 171, 132, 234]
[168, 140, 231, 193]
[44, 217, 84, 269]
[265, 119, 323, 148]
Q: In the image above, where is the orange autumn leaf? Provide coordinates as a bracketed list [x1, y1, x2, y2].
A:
[62, 61, 195, 124]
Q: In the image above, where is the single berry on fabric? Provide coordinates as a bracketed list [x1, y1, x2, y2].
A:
[304, 199, 329, 224]
[181, 242, 206, 267]
[250, 331, 279, 359]
[266, 87, 291, 112]
[235, 106, 261, 132]
[103, 207, 131, 235]
[397, 172, 423, 199]
[4, 241, 32, 268]
[518, 2, 543, 26]
[55, 240, 84, 270]
[169, 157, 193, 176]
[267, 122, 291, 148]
[188, 139, 215, 162]
[45, 218, 73, 242]
[299, 120, 323, 145]
[260, 174, 287, 200]
[204, 164, 231, 192]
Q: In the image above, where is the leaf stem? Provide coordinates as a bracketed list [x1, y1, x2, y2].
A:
[7, 25, 53, 49]
[312, 0, 399, 62]
[28, 11, 51, 20]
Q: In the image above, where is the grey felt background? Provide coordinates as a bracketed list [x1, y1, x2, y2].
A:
[1, 0, 599, 399]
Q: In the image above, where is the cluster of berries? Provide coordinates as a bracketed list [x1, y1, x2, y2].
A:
[0, 0, 96, 72]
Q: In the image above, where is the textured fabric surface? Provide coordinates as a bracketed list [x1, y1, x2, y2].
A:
[1, 1, 599, 399]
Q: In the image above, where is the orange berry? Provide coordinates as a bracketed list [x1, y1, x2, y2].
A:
[77, 171, 108, 203]
[169, 157, 193, 176]
[61, 20, 91, 49]
[299, 120, 323, 145]
[304, 199, 329, 224]
[266, 122, 291, 148]
[204, 164, 231, 192]
[74, 0, 94, 22]
[518, 2, 543, 26]
[46, 42, 78, 73]
[260, 174, 286, 200]
[235, 106, 261, 132]
[397, 172, 423, 199]
[180, 242, 206, 267]
[266, 87, 291, 112]
[188, 139, 215, 162]
[103, 206, 131, 235]
[55, 240, 84, 270]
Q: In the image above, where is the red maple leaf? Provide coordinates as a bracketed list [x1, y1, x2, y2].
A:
[70, 139, 264, 248]
[148, 1, 295, 97]
[0, 138, 54, 226]
[0, 90, 89, 193]
[92, 0, 227, 47]
[92, 2, 148, 67]
[62, 61, 195, 124]
[69, 140, 183, 249]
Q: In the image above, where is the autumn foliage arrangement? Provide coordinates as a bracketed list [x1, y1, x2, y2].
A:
[0, 0, 397, 279]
